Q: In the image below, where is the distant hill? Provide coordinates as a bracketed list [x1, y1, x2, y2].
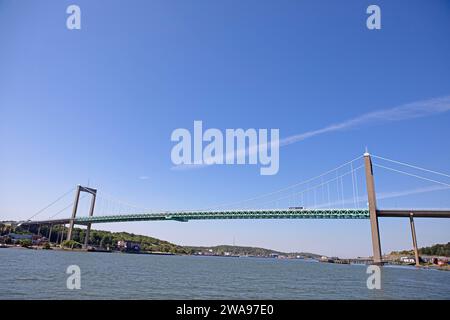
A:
[390, 242, 450, 257]
[186, 244, 321, 258]
[186, 245, 282, 256]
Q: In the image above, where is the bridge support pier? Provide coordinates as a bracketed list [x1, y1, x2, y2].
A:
[409, 213, 420, 267]
[67, 185, 97, 242]
[60, 225, 65, 244]
[83, 192, 97, 249]
[56, 227, 60, 244]
[67, 186, 81, 241]
[364, 152, 383, 265]
[48, 224, 53, 243]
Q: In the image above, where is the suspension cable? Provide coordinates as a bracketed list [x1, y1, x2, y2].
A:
[373, 164, 450, 188]
[202, 155, 363, 210]
[372, 154, 450, 179]
[96, 191, 152, 212]
[48, 194, 89, 219]
[244, 164, 364, 209]
[28, 187, 76, 220]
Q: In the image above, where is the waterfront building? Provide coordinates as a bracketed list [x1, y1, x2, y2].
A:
[117, 240, 141, 252]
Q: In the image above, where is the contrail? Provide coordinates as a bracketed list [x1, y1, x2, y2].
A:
[172, 95, 450, 170]
[278, 95, 450, 147]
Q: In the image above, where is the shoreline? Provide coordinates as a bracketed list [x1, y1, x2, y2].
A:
[3, 245, 449, 271]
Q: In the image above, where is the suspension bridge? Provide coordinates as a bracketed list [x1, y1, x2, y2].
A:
[6, 152, 450, 265]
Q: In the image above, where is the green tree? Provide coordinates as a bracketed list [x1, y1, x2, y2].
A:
[19, 239, 32, 247]
[61, 240, 81, 249]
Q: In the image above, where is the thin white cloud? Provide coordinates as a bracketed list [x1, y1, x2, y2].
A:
[171, 164, 208, 171]
[172, 95, 450, 170]
[138, 176, 150, 180]
[278, 95, 450, 147]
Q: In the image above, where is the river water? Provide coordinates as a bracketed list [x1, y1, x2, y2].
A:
[1, 248, 449, 299]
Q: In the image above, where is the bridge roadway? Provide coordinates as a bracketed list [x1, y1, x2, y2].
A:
[27, 208, 369, 225]
[23, 208, 450, 226]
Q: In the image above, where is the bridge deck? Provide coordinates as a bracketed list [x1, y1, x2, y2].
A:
[377, 209, 450, 218]
[73, 209, 370, 224]
[19, 208, 450, 226]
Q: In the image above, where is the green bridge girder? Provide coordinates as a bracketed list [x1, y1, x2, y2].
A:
[73, 209, 370, 225]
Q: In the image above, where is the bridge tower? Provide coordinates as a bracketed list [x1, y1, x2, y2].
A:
[66, 185, 97, 248]
[364, 151, 383, 265]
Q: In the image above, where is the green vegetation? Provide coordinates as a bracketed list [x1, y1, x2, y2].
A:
[419, 242, 450, 257]
[19, 239, 32, 248]
[68, 227, 191, 254]
[61, 240, 82, 249]
[390, 242, 450, 257]
[5, 225, 189, 253]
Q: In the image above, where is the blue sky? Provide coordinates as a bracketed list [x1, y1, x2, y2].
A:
[1, 0, 450, 257]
